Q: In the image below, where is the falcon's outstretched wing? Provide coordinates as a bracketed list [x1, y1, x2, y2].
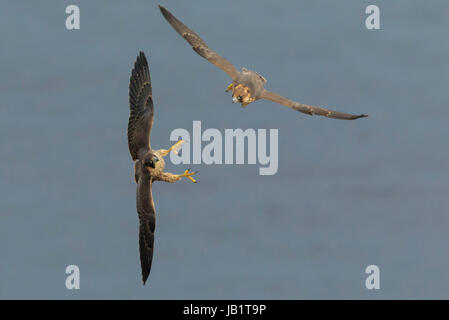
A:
[260, 90, 368, 120]
[136, 171, 156, 285]
[159, 5, 240, 81]
[128, 51, 154, 161]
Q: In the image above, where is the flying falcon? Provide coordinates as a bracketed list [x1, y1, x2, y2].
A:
[159, 5, 367, 120]
[128, 51, 197, 284]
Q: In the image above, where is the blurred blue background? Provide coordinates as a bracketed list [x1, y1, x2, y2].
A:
[1, 0, 448, 299]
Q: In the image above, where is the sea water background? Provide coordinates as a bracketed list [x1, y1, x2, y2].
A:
[1, 0, 448, 299]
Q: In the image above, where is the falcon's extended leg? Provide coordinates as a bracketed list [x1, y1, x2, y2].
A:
[159, 140, 185, 157]
[156, 169, 198, 183]
[225, 83, 234, 92]
[177, 168, 198, 183]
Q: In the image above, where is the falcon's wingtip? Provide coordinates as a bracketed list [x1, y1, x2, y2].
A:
[158, 5, 168, 14]
[142, 271, 150, 285]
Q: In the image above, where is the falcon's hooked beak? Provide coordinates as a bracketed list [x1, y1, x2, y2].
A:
[232, 96, 239, 103]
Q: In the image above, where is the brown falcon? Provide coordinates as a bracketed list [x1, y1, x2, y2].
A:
[159, 5, 367, 120]
[128, 51, 197, 285]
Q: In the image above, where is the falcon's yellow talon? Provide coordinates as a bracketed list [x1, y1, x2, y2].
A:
[160, 139, 185, 157]
[179, 169, 198, 183]
[225, 83, 234, 92]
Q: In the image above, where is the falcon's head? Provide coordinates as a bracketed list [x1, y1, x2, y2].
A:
[143, 152, 164, 174]
[232, 84, 255, 107]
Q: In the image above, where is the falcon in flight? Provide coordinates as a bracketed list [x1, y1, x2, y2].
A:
[159, 5, 367, 120]
[128, 51, 197, 284]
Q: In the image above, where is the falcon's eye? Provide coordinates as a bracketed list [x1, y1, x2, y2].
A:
[238, 96, 243, 102]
